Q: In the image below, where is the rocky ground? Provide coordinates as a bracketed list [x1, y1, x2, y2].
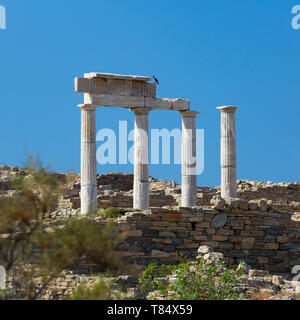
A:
[23, 245, 300, 300]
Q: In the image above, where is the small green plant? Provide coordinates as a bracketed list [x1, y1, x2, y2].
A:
[68, 276, 115, 300]
[68, 276, 133, 300]
[100, 207, 122, 219]
[139, 259, 248, 300]
[0, 289, 5, 300]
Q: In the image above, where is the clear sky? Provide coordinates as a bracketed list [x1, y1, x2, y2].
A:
[0, 0, 299, 187]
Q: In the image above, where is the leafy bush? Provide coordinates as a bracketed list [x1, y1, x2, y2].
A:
[33, 218, 123, 273]
[100, 207, 122, 219]
[0, 158, 124, 299]
[139, 259, 248, 300]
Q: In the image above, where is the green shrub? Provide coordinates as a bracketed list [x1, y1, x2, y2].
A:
[68, 276, 133, 300]
[68, 277, 115, 300]
[0, 290, 5, 300]
[100, 208, 122, 219]
[139, 259, 248, 300]
[0, 157, 124, 300]
[33, 218, 123, 272]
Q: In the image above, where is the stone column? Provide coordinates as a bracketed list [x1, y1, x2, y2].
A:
[79, 104, 98, 214]
[180, 111, 200, 207]
[216, 106, 238, 199]
[131, 108, 151, 210]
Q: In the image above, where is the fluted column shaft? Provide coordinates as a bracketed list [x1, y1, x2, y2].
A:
[180, 111, 200, 207]
[132, 108, 151, 210]
[79, 104, 97, 214]
[216, 106, 238, 199]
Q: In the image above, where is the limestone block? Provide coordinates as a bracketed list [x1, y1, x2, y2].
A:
[258, 199, 268, 211]
[210, 195, 226, 210]
[241, 238, 255, 249]
[211, 212, 228, 228]
[198, 245, 213, 254]
[151, 250, 169, 258]
[124, 229, 143, 237]
[212, 235, 228, 242]
[277, 236, 289, 243]
[264, 243, 279, 250]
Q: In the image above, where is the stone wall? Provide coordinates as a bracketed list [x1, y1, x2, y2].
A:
[198, 181, 300, 212]
[114, 202, 300, 273]
[60, 174, 179, 209]
[59, 172, 300, 213]
[2, 165, 300, 273]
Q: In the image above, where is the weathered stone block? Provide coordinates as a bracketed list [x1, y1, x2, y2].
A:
[151, 250, 169, 258]
[241, 238, 255, 249]
[212, 235, 228, 242]
[211, 213, 228, 228]
[264, 243, 279, 250]
[206, 228, 216, 235]
[263, 217, 280, 227]
[210, 195, 226, 210]
[201, 241, 219, 248]
[172, 238, 184, 245]
[164, 213, 181, 222]
[124, 229, 143, 237]
[159, 231, 176, 237]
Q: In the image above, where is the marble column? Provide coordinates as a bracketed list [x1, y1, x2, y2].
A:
[216, 106, 238, 199]
[132, 108, 151, 210]
[79, 104, 97, 214]
[180, 111, 200, 207]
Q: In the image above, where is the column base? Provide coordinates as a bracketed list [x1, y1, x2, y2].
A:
[133, 181, 149, 211]
[81, 185, 97, 214]
[81, 201, 97, 215]
[181, 175, 197, 207]
[220, 187, 237, 200]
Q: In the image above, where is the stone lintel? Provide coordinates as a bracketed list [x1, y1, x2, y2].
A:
[84, 95, 190, 111]
[84, 72, 151, 82]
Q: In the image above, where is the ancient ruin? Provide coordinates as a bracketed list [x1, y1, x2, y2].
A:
[1, 165, 300, 299]
[0, 73, 298, 300]
[75, 72, 199, 213]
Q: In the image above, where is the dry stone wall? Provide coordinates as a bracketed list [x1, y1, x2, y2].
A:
[1, 165, 300, 274]
[114, 203, 300, 273]
[198, 181, 300, 212]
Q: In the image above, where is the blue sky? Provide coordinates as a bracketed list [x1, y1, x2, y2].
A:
[0, 0, 299, 187]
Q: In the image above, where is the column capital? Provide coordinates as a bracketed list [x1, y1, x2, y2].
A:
[78, 104, 98, 111]
[216, 106, 238, 113]
[130, 107, 152, 115]
[180, 110, 200, 118]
